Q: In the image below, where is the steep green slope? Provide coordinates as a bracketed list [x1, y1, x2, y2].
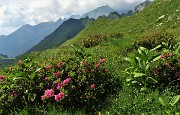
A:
[63, 0, 180, 46]
[27, 18, 93, 52]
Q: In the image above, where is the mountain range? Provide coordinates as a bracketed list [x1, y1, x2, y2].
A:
[0, 18, 65, 57]
[0, 0, 151, 57]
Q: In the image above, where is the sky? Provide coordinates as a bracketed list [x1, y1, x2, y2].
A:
[0, 0, 147, 35]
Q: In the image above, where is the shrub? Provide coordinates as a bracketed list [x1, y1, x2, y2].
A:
[82, 34, 107, 48]
[134, 32, 176, 50]
[124, 45, 161, 91]
[153, 42, 180, 89]
[0, 47, 120, 114]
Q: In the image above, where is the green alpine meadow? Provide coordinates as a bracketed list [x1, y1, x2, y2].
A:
[0, 0, 180, 114]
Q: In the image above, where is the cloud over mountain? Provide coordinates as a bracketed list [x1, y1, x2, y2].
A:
[0, 0, 147, 35]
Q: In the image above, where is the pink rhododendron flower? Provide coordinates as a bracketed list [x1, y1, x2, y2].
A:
[57, 82, 63, 89]
[45, 89, 54, 98]
[53, 81, 57, 84]
[11, 91, 17, 97]
[58, 62, 63, 68]
[41, 95, 47, 100]
[81, 60, 87, 65]
[164, 62, 169, 67]
[55, 92, 65, 102]
[160, 54, 165, 59]
[53, 71, 61, 77]
[45, 65, 51, 69]
[91, 69, 94, 73]
[63, 78, 71, 84]
[102, 68, 108, 73]
[99, 58, 106, 63]
[0, 76, 4, 82]
[50, 57, 54, 60]
[91, 84, 95, 89]
[175, 72, 180, 77]
[167, 53, 172, 57]
[82, 69, 87, 74]
[45, 77, 48, 81]
[95, 63, 100, 68]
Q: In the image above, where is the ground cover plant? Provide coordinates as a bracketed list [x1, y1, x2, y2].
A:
[0, 46, 120, 114]
[0, 0, 180, 114]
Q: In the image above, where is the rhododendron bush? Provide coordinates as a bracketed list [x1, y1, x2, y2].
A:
[0, 48, 120, 114]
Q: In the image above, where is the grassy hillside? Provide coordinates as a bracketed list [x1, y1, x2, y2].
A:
[1, 0, 180, 114]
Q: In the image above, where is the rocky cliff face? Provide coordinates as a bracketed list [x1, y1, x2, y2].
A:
[134, 0, 152, 13]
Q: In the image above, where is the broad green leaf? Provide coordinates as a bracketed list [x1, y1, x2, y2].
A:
[35, 68, 41, 72]
[30, 72, 36, 80]
[159, 97, 170, 107]
[170, 95, 180, 106]
[145, 63, 150, 71]
[126, 78, 132, 82]
[149, 45, 161, 52]
[135, 53, 148, 62]
[150, 55, 161, 62]
[124, 57, 137, 67]
[133, 72, 145, 77]
[148, 77, 158, 83]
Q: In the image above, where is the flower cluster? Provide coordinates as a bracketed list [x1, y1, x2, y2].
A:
[0, 76, 4, 82]
[154, 52, 180, 87]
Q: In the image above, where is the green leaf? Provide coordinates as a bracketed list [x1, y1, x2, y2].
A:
[35, 68, 41, 72]
[150, 54, 161, 62]
[124, 57, 137, 67]
[139, 47, 148, 55]
[135, 53, 148, 62]
[133, 72, 145, 77]
[159, 97, 170, 107]
[148, 77, 158, 83]
[170, 95, 180, 106]
[30, 72, 36, 80]
[149, 45, 161, 52]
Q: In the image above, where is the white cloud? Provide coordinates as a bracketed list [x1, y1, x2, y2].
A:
[0, 0, 146, 35]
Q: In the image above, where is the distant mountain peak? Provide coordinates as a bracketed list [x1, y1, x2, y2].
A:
[82, 5, 115, 19]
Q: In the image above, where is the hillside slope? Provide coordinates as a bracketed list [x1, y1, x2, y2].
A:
[27, 17, 94, 52]
[63, 0, 180, 47]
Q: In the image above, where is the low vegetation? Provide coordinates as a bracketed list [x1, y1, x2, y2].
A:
[0, 0, 180, 114]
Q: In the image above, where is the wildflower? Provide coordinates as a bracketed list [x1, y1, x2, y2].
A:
[95, 63, 100, 68]
[160, 54, 165, 59]
[53, 81, 57, 84]
[91, 69, 94, 73]
[11, 91, 17, 97]
[164, 62, 169, 67]
[91, 84, 95, 89]
[50, 57, 54, 60]
[41, 95, 47, 100]
[175, 72, 180, 77]
[53, 71, 61, 77]
[0, 76, 4, 82]
[82, 69, 87, 74]
[45, 77, 48, 81]
[58, 62, 63, 68]
[81, 60, 87, 65]
[57, 82, 63, 89]
[102, 68, 108, 73]
[45, 65, 51, 69]
[54, 92, 65, 102]
[44, 89, 54, 98]
[63, 78, 71, 84]
[99, 58, 106, 63]
[167, 53, 172, 57]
